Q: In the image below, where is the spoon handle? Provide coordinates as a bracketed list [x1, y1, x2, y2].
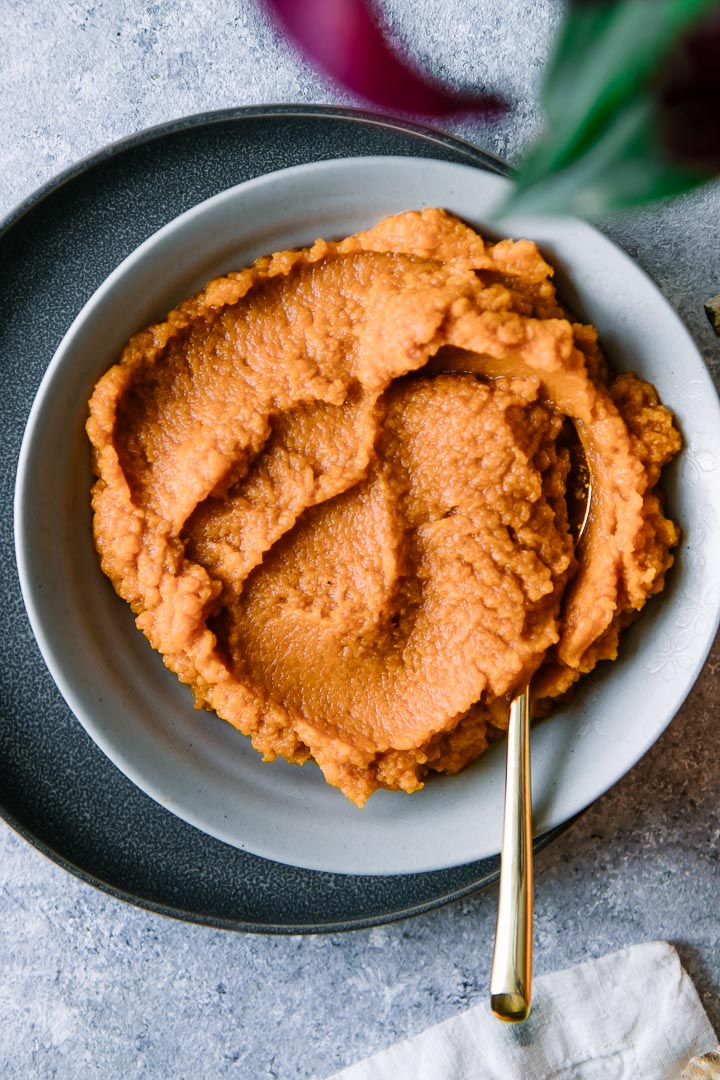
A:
[490, 686, 533, 1023]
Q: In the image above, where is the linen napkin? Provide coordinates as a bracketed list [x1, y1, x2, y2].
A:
[331, 941, 718, 1080]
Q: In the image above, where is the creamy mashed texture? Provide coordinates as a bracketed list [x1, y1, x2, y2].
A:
[87, 209, 680, 806]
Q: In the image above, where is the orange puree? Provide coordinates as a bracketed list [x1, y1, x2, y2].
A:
[87, 209, 680, 806]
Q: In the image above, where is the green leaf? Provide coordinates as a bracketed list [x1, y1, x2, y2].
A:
[504, 0, 719, 217]
[503, 95, 709, 219]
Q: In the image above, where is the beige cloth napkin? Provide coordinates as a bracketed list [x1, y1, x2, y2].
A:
[332, 941, 718, 1080]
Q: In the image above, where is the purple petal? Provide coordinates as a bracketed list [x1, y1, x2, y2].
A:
[655, 10, 720, 173]
[263, 0, 505, 118]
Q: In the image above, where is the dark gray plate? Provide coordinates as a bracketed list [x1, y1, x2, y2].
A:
[0, 104, 568, 932]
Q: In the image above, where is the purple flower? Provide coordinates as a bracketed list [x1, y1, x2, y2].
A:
[263, 0, 505, 118]
[655, 9, 720, 173]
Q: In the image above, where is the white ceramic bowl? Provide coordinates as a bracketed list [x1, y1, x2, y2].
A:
[14, 156, 720, 875]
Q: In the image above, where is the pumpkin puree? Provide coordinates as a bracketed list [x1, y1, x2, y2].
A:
[87, 209, 680, 806]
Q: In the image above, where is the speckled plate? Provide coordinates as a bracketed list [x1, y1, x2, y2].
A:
[3, 106, 719, 929]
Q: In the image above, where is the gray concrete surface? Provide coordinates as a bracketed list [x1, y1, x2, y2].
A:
[1, 2, 718, 1077]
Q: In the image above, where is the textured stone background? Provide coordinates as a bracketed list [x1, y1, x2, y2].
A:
[1, 2, 718, 1077]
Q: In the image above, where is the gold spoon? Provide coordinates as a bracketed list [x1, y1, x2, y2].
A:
[425, 354, 593, 1022]
[490, 440, 592, 1024]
